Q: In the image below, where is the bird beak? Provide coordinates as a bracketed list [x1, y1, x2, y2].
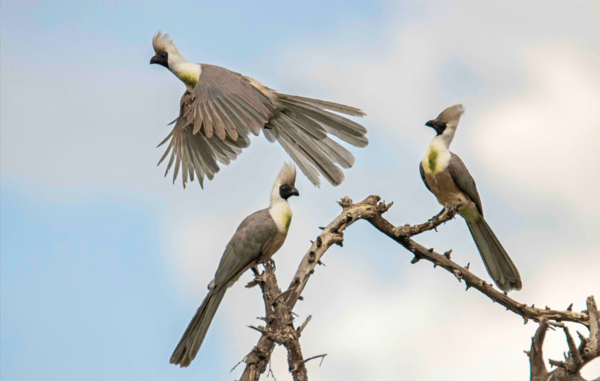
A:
[425, 120, 446, 136]
[290, 187, 300, 197]
[150, 55, 159, 65]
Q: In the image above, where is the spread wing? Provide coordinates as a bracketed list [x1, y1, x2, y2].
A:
[157, 64, 369, 188]
[190, 65, 275, 140]
[212, 209, 278, 290]
[157, 65, 275, 188]
[262, 94, 368, 187]
[448, 153, 483, 216]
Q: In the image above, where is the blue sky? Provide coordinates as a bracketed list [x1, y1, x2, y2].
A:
[2, 0, 600, 380]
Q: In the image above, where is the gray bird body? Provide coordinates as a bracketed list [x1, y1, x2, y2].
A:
[150, 32, 368, 188]
[420, 105, 522, 292]
[170, 164, 299, 367]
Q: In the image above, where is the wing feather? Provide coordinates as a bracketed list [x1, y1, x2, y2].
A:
[419, 162, 432, 193]
[230, 94, 268, 129]
[278, 99, 367, 136]
[275, 130, 321, 186]
[213, 209, 278, 287]
[275, 115, 344, 186]
[320, 137, 355, 169]
[282, 110, 327, 140]
[172, 134, 182, 183]
[206, 101, 227, 140]
[276, 94, 365, 117]
[156, 64, 370, 188]
[220, 96, 255, 135]
[214, 98, 249, 137]
[201, 102, 215, 139]
[448, 153, 483, 215]
[212, 100, 239, 141]
[192, 107, 203, 135]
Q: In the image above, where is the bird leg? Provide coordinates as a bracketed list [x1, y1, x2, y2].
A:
[260, 258, 276, 271]
[246, 266, 265, 288]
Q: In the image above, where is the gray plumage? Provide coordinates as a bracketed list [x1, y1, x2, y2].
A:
[465, 217, 522, 293]
[420, 155, 521, 292]
[420, 104, 522, 292]
[169, 163, 298, 367]
[170, 209, 277, 367]
[150, 32, 368, 188]
[447, 154, 483, 215]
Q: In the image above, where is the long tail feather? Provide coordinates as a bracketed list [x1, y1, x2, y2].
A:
[170, 288, 227, 367]
[262, 94, 368, 186]
[466, 217, 522, 292]
[276, 93, 366, 117]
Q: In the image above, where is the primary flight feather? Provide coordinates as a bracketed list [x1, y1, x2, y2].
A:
[150, 31, 368, 188]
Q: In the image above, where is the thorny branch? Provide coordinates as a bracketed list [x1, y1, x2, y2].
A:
[238, 196, 597, 381]
[525, 297, 599, 381]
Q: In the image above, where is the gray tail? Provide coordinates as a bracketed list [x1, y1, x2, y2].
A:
[264, 93, 369, 187]
[170, 287, 227, 367]
[466, 217, 522, 292]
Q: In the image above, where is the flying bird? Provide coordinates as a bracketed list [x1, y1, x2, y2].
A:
[150, 31, 368, 188]
[419, 105, 522, 292]
[170, 163, 299, 367]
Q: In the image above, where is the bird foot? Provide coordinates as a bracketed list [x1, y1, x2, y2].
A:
[261, 258, 276, 271]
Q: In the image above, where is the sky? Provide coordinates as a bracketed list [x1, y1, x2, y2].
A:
[2, 0, 600, 380]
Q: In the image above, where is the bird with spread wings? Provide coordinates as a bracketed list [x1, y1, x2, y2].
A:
[150, 31, 368, 188]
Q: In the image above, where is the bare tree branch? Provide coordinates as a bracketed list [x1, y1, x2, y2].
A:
[241, 262, 310, 381]
[237, 195, 596, 380]
[526, 318, 550, 381]
[363, 199, 590, 327]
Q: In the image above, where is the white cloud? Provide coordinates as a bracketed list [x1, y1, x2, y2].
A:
[172, 1, 600, 380]
[475, 41, 600, 216]
[3, 0, 599, 379]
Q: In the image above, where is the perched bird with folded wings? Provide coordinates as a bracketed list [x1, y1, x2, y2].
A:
[170, 163, 299, 367]
[420, 105, 522, 292]
[150, 31, 368, 188]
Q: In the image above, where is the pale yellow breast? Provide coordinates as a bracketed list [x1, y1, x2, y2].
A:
[178, 72, 198, 90]
[269, 202, 292, 233]
[422, 144, 451, 174]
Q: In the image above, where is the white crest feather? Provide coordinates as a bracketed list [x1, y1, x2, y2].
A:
[435, 104, 465, 126]
[152, 31, 179, 55]
[276, 162, 296, 186]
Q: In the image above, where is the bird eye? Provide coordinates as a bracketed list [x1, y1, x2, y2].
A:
[161, 52, 167, 58]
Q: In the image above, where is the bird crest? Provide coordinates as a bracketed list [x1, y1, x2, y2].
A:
[435, 104, 465, 127]
[152, 31, 179, 55]
[276, 162, 297, 186]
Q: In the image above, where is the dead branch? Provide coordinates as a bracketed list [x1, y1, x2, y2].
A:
[238, 195, 596, 380]
[526, 318, 550, 381]
[241, 262, 309, 381]
[526, 296, 599, 381]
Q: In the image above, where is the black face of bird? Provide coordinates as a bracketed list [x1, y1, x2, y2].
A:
[279, 184, 300, 200]
[425, 120, 447, 136]
[150, 51, 169, 68]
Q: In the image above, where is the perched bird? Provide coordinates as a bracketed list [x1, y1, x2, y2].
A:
[150, 31, 368, 188]
[170, 163, 299, 367]
[419, 105, 522, 292]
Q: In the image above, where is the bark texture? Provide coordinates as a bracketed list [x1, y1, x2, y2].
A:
[236, 196, 597, 381]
